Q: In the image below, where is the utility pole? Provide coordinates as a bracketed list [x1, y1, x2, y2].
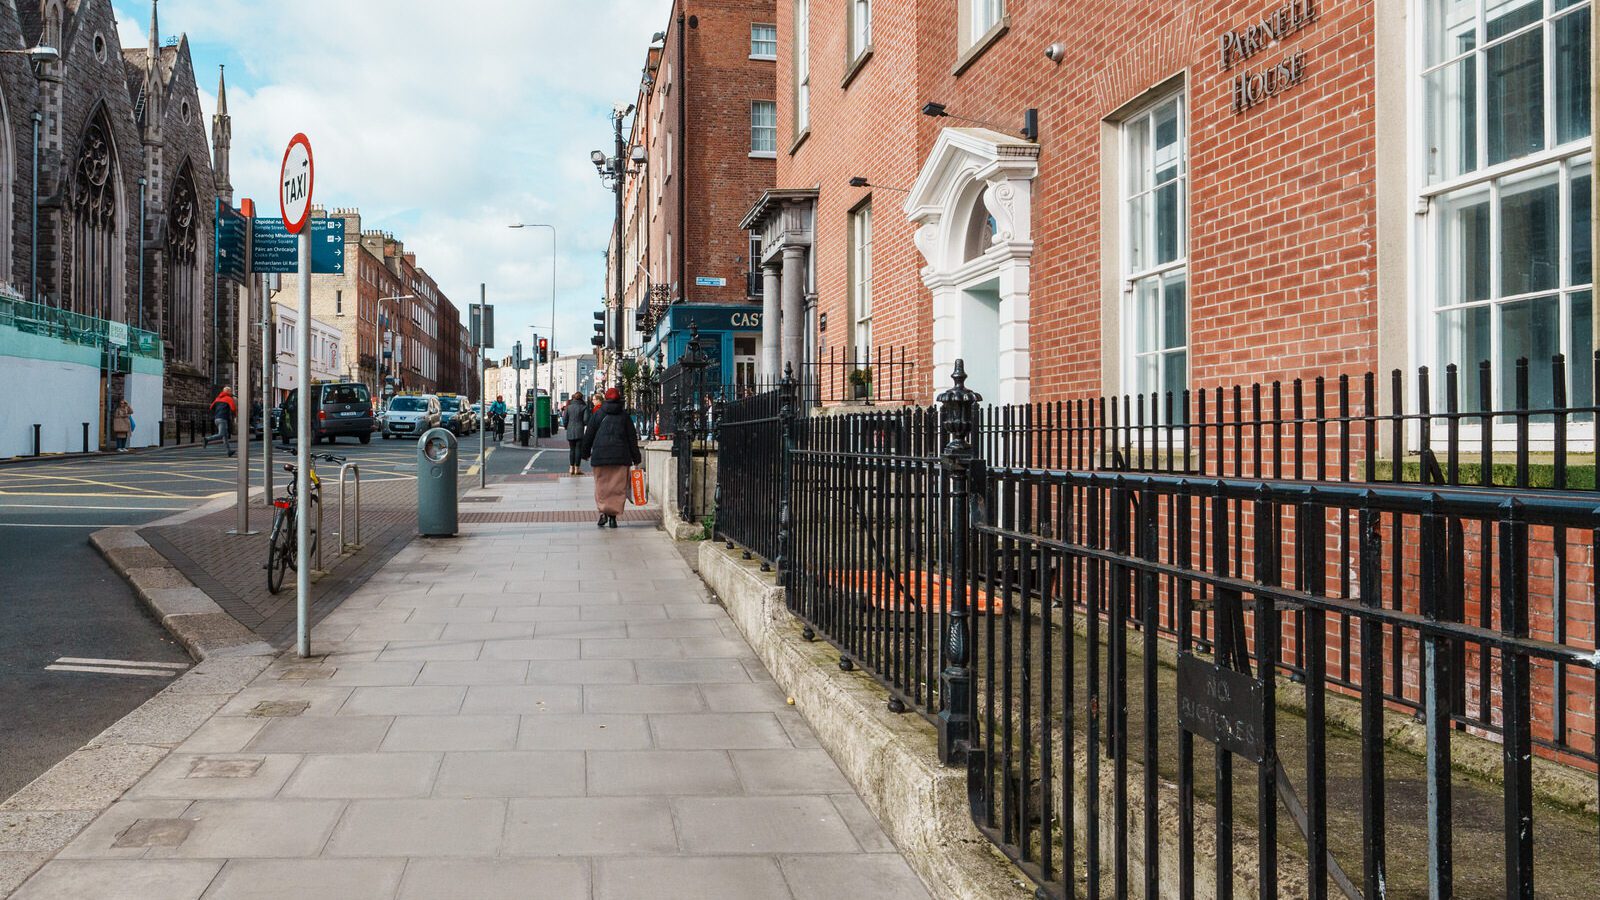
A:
[611, 108, 626, 354]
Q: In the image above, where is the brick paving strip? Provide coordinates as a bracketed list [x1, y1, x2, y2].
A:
[8, 477, 936, 899]
[139, 478, 425, 648]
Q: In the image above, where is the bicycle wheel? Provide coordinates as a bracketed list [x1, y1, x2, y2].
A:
[308, 494, 320, 563]
[266, 507, 294, 594]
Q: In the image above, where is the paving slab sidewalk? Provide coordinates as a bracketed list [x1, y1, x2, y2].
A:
[12, 477, 933, 900]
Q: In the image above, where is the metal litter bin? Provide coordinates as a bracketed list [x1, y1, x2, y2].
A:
[417, 428, 458, 536]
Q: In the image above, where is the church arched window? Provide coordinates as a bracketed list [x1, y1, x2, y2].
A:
[165, 163, 201, 363]
[70, 114, 121, 319]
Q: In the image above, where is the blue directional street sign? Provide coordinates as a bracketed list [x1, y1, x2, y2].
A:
[216, 206, 248, 283]
[250, 218, 345, 274]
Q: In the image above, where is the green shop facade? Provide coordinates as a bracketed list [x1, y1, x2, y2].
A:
[639, 304, 765, 389]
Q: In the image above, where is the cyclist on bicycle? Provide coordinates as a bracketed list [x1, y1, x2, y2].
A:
[488, 395, 508, 441]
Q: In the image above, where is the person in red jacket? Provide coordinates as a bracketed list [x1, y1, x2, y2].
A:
[203, 386, 237, 457]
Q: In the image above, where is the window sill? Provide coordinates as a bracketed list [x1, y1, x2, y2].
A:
[749, 54, 776, 62]
[841, 47, 873, 89]
[749, 150, 777, 159]
[953, 16, 1010, 77]
[789, 128, 810, 156]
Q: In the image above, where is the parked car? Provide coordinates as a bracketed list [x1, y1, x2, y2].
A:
[382, 394, 441, 439]
[277, 382, 376, 445]
[438, 393, 475, 435]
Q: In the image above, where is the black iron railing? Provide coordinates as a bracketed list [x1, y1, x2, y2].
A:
[713, 353, 1600, 899]
[713, 386, 788, 561]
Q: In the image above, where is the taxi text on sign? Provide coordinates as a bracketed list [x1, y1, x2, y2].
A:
[279, 134, 314, 235]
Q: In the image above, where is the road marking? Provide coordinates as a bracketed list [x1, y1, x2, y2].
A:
[0, 503, 193, 511]
[0, 471, 179, 496]
[0, 522, 130, 528]
[46, 656, 186, 677]
[56, 657, 188, 669]
[522, 450, 547, 475]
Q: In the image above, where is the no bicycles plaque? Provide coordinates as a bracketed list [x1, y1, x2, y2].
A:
[1177, 653, 1266, 764]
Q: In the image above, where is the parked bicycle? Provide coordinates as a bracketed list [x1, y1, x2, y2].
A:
[265, 452, 344, 593]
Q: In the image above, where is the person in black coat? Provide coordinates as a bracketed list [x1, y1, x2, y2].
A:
[581, 387, 641, 528]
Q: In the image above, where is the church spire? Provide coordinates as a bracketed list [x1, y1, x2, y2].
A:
[142, 0, 163, 138]
[148, 0, 160, 63]
[213, 64, 233, 203]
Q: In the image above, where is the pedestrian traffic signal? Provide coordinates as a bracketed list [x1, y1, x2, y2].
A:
[591, 310, 605, 348]
[537, 337, 549, 364]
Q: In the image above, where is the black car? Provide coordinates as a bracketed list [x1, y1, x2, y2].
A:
[280, 382, 376, 444]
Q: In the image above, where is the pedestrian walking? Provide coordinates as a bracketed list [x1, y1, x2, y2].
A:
[581, 387, 640, 528]
[203, 386, 237, 457]
[111, 398, 133, 452]
[563, 391, 588, 475]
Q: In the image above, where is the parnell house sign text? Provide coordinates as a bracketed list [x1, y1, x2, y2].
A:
[1220, 0, 1317, 113]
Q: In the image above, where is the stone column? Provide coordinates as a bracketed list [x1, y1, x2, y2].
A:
[761, 262, 781, 380]
[780, 245, 806, 375]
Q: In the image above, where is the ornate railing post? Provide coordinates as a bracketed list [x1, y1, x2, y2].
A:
[937, 359, 982, 765]
[670, 387, 691, 520]
[776, 363, 799, 585]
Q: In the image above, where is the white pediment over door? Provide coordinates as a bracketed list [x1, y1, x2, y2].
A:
[903, 127, 1038, 406]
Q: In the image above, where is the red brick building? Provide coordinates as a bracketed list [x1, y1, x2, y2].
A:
[750, 0, 1594, 416]
[610, 0, 777, 385]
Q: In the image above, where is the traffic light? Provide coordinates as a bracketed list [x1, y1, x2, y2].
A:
[591, 310, 605, 348]
[537, 337, 549, 364]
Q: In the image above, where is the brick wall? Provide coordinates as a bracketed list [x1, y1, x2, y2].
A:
[778, 0, 1380, 404]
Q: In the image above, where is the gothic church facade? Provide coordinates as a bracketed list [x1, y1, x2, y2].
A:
[2, 0, 231, 414]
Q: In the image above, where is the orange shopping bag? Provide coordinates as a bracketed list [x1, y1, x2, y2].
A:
[629, 467, 648, 506]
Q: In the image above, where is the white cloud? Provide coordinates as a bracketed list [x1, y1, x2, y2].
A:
[119, 0, 666, 356]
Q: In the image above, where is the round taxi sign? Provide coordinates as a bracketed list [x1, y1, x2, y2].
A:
[279, 133, 314, 234]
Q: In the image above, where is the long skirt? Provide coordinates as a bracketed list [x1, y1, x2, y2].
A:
[593, 465, 629, 517]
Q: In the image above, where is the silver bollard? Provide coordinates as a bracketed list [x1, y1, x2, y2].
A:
[337, 462, 362, 554]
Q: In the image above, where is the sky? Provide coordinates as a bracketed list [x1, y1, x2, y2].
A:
[111, 0, 666, 356]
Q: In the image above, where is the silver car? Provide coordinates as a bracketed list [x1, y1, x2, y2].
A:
[381, 395, 440, 439]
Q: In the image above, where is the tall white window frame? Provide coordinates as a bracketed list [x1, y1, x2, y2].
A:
[970, 0, 1004, 42]
[1120, 90, 1189, 406]
[751, 23, 777, 60]
[1418, 0, 1593, 419]
[850, 203, 873, 362]
[794, 0, 810, 135]
[751, 100, 777, 155]
[850, 0, 873, 60]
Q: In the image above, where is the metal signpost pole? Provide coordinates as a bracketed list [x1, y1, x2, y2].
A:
[295, 225, 311, 656]
[233, 261, 251, 534]
[478, 285, 487, 489]
[231, 203, 255, 535]
[281, 132, 315, 659]
[262, 280, 273, 506]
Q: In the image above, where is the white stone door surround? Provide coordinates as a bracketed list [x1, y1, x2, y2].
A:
[904, 127, 1038, 405]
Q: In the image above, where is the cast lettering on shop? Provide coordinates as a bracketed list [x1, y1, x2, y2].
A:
[1218, 0, 1318, 114]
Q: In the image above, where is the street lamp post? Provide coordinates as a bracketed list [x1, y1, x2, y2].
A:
[374, 293, 416, 399]
[507, 224, 557, 357]
[590, 106, 646, 365]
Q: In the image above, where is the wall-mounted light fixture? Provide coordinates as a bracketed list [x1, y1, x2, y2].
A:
[921, 101, 1039, 143]
[846, 176, 909, 193]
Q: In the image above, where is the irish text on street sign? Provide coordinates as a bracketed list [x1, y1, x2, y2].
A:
[279, 133, 314, 234]
[250, 218, 344, 274]
[217, 206, 248, 283]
